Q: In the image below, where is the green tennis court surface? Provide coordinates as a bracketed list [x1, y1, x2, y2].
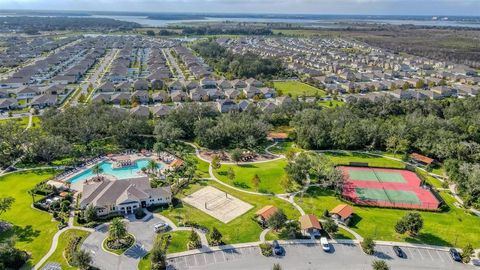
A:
[347, 169, 406, 183]
[355, 188, 421, 204]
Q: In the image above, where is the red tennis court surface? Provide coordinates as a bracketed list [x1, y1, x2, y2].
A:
[339, 166, 440, 210]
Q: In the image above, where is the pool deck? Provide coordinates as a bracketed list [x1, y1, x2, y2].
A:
[49, 153, 175, 192]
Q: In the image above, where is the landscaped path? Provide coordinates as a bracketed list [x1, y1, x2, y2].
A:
[33, 211, 95, 270]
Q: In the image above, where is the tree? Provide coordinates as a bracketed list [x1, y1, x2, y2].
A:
[0, 197, 15, 217]
[0, 238, 30, 269]
[280, 221, 301, 239]
[361, 237, 375, 255]
[210, 227, 223, 246]
[252, 174, 261, 190]
[266, 209, 287, 231]
[285, 148, 296, 161]
[71, 250, 92, 270]
[371, 259, 389, 270]
[272, 263, 282, 270]
[187, 230, 202, 249]
[109, 218, 128, 244]
[151, 236, 167, 270]
[211, 155, 221, 170]
[147, 159, 159, 174]
[146, 30, 156, 36]
[91, 164, 103, 178]
[230, 148, 242, 163]
[386, 136, 410, 157]
[227, 167, 235, 182]
[394, 212, 423, 237]
[461, 243, 474, 263]
[280, 175, 293, 192]
[84, 204, 97, 223]
[322, 218, 338, 235]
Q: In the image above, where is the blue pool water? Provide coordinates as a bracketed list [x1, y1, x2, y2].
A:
[69, 159, 163, 183]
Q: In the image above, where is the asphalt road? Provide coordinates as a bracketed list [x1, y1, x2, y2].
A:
[167, 242, 475, 270]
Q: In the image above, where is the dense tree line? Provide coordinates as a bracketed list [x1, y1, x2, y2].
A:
[0, 105, 153, 168]
[0, 16, 140, 33]
[182, 26, 272, 36]
[154, 103, 270, 149]
[191, 40, 294, 80]
[291, 96, 480, 207]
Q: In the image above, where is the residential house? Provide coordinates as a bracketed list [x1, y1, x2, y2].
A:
[130, 106, 150, 118]
[0, 98, 18, 110]
[30, 94, 57, 108]
[217, 99, 238, 113]
[189, 88, 209, 101]
[171, 91, 186, 102]
[152, 91, 169, 103]
[150, 104, 172, 118]
[98, 81, 116, 92]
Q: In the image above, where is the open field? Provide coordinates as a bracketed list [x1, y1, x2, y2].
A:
[194, 156, 210, 178]
[273, 81, 326, 98]
[322, 151, 406, 169]
[40, 229, 90, 270]
[213, 159, 290, 194]
[155, 180, 300, 244]
[0, 170, 58, 269]
[296, 187, 480, 248]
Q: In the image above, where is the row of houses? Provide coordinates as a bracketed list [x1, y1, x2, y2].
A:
[224, 37, 479, 101]
[173, 46, 211, 79]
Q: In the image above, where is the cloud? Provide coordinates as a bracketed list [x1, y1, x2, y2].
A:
[0, 0, 479, 15]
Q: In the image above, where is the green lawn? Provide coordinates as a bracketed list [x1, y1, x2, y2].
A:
[137, 231, 191, 270]
[194, 156, 210, 178]
[296, 187, 480, 248]
[0, 170, 58, 269]
[322, 151, 406, 169]
[318, 100, 344, 108]
[40, 229, 90, 270]
[273, 81, 326, 98]
[213, 159, 290, 194]
[268, 141, 302, 155]
[334, 227, 355, 240]
[155, 180, 301, 244]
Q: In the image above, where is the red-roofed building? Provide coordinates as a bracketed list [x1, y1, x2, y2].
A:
[410, 153, 434, 166]
[299, 214, 322, 237]
[255, 205, 279, 225]
[330, 204, 353, 222]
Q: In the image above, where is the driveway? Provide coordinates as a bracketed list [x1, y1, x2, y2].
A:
[167, 242, 475, 270]
[82, 214, 168, 270]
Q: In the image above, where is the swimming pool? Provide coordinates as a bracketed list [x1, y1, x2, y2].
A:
[68, 159, 163, 183]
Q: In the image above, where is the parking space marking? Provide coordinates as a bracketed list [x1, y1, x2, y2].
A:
[435, 250, 444, 262]
[204, 253, 216, 265]
[405, 247, 415, 259]
[426, 249, 434, 260]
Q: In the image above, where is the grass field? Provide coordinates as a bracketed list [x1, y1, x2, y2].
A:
[296, 187, 480, 248]
[40, 229, 90, 270]
[322, 151, 406, 169]
[0, 170, 58, 269]
[273, 81, 327, 98]
[213, 159, 291, 194]
[155, 180, 301, 244]
[194, 156, 210, 178]
[268, 141, 302, 155]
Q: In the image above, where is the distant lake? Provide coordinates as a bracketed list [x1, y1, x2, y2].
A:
[89, 15, 480, 28]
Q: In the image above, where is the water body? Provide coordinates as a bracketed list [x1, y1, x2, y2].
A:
[88, 15, 480, 28]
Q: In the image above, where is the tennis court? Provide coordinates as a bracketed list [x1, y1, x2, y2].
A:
[339, 166, 440, 210]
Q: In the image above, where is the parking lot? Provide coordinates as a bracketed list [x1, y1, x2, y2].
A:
[167, 243, 475, 270]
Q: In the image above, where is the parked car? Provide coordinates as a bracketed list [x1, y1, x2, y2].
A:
[320, 237, 330, 252]
[272, 240, 284, 256]
[393, 246, 404, 258]
[449, 248, 462, 262]
[154, 222, 169, 233]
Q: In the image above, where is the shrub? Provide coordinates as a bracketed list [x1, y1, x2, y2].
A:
[187, 230, 202, 250]
[134, 208, 146, 219]
[371, 259, 389, 270]
[259, 242, 273, 257]
[361, 237, 375, 255]
[64, 234, 83, 265]
[394, 212, 423, 237]
[461, 243, 474, 263]
[323, 218, 338, 235]
[209, 227, 224, 246]
[272, 263, 282, 270]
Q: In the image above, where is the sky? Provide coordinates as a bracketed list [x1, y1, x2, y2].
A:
[0, 0, 479, 16]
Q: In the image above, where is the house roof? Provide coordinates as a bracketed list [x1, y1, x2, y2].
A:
[410, 153, 434, 165]
[330, 204, 353, 220]
[267, 132, 288, 140]
[255, 205, 279, 220]
[299, 214, 321, 230]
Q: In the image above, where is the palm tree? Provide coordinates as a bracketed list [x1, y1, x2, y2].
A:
[72, 250, 92, 270]
[91, 164, 103, 178]
[109, 218, 128, 244]
[147, 159, 158, 174]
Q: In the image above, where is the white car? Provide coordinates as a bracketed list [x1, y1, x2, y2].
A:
[154, 222, 169, 233]
[320, 237, 330, 252]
